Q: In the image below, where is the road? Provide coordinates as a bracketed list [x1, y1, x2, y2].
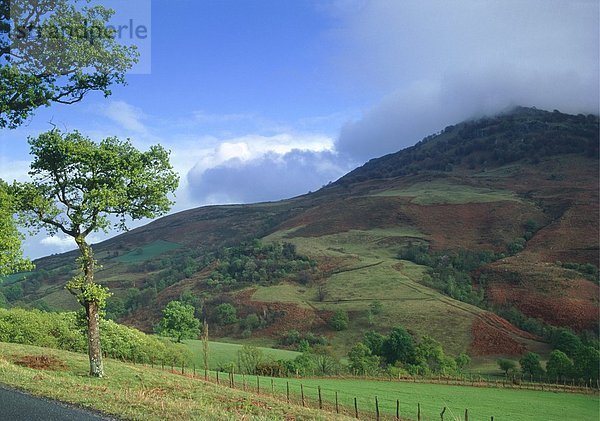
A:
[0, 385, 114, 421]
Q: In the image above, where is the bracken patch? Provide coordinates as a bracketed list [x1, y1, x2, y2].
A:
[13, 355, 68, 371]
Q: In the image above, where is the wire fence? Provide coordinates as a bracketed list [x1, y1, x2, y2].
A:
[127, 356, 599, 420]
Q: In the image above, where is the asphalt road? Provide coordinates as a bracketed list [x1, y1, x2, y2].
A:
[0, 385, 114, 421]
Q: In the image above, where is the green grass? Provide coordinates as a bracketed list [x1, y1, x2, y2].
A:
[0, 341, 347, 420]
[114, 240, 182, 263]
[254, 375, 599, 421]
[183, 340, 300, 370]
[371, 180, 520, 204]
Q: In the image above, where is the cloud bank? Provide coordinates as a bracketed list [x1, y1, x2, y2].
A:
[330, 0, 599, 161]
[187, 149, 347, 204]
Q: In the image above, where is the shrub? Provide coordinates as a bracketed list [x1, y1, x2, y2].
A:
[329, 309, 349, 331]
[255, 360, 286, 377]
[0, 308, 191, 365]
[240, 313, 261, 331]
[214, 303, 238, 325]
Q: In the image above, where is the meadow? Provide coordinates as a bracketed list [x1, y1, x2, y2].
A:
[227, 373, 599, 421]
[183, 339, 300, 370]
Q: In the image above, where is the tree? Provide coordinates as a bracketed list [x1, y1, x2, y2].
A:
[551, 328, 583, 358]
[156, 301, 200, 343]
[414, 336, 457, 375]
[0, 181, 33, 276]
[546, 350, 574, 382]
[520, 352, 544, 378]
[348, 342, 381, 375]
[573, 345, 600, 382]
[214, 303, 238, 325]
[1, 0, 137, 277]
[381, 326, 416, 365]
[14, 130, 178, 377]
[1, 0, 138, 129]
[497, 358, 517, 377]
[329, 309, 349, 331]
[362, 330, 385, 356]
[238, 345, 263, 375]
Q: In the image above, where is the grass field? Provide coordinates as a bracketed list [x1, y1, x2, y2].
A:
[262, 375, 599, 421]
[114, 240, 182, 263]
[183, 339, 300, 370]
[371, 180, 520, 204]
[0, 341, 347, 420]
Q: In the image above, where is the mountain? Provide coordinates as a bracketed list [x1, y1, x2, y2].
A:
[2, 107, 598, 361]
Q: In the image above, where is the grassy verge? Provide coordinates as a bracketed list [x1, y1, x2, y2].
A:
[0, 341, 347, 420]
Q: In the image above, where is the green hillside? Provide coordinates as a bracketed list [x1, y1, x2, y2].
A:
[2, 107, 598, 369]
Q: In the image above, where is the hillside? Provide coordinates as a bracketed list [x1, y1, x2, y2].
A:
[2, 107, 598, 362]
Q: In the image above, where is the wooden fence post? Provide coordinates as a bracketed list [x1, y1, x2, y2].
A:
[202, 321, 209, 381]
[375, 396, 380, 421]
[216, 371, 219, 385]
[271, 378, 274, 395]
[465, 408, 469, 421]
[354, 397, 358, 419]
[301, 384, 305, 407]
[257, 376, 260, 394]
[181, 361, 184, 375]
[286, 382, 290, 403]
[335, 391, 339, 414]
[417, 403, 421, 421]
[193, 363, 196, 378]
[396, 399, 400, 420]
[318, 386, 323, 409]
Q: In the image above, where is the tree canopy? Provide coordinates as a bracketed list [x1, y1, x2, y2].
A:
[0, 181, 33, 276]
[15, 130, 179, 238]
[156, 300, 200, 343]
[1, 0, 138, 128]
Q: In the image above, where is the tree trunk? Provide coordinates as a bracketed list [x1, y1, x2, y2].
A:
[86, 300, 104, 377]
[77, 238, 104, 377]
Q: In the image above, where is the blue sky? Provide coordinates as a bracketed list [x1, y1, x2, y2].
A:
[1, 0, 598, 258]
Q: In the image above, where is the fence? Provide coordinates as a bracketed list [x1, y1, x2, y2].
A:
[129, 357, 599, 420]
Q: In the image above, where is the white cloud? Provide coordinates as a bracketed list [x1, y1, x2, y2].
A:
[187, 149, 350, 204]
[40, 235, 76, 252]
[103, 100, 149, 134]
[187, 132, 335, 178]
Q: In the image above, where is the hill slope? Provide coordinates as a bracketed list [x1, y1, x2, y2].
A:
[2, 107, 598, 360]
